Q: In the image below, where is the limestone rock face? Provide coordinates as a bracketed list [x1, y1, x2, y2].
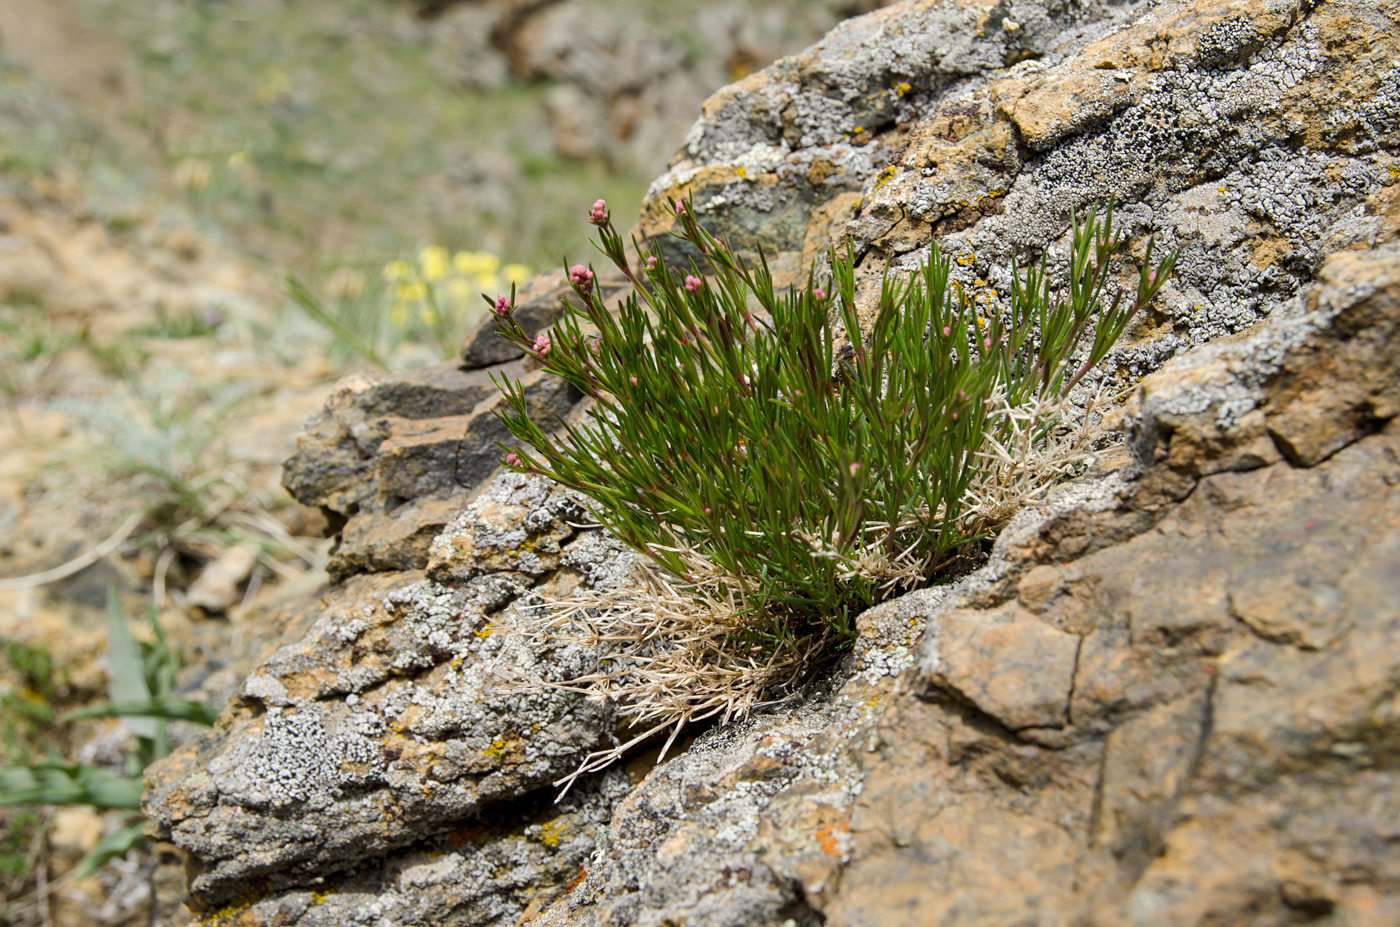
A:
[145, 0, 1400, 923]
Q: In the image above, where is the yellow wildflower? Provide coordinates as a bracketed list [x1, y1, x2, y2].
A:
[503, 263, 532, 284]
[477, 272, 501, 294]
[454, 251, 500, 277]
[397, 281, 428, 304]
[383, 259, 412, 282]
[256, 66, 292, 106]
[228, 150, 250, 168]
[419, 246, 450, 282]
[419, 306, 439, 326]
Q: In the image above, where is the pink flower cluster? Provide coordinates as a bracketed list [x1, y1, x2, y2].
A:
[684, 274, 702, 292]
[530, 332, 551, 357]
[674, 200, 687, 216]
[588, 198, 608, 225]
[492, 295, 511, 317]
[504, 452, 523, 467]
[569, 263, 594, 295]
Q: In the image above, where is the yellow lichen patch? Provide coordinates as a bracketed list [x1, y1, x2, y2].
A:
[736, 165, 748, 181]
[807, 159, 836, 185]
[874, 165, 897, 189]
[895, 81, 913, 97]
[197, 879, 276, 926]
[535, 819, 565, 849]
[483, 736, 508, 762]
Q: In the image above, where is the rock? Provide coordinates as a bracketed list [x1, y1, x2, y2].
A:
[48, 806, 104, 864]
[282, 360, 581, 581]
[924, 604, 1080, 731]
[282, 363, 502, 516]
[186, 542, 261, 614]
[143, 474, 639, 909]
[645, 0, 1400, 394]
[424, 0, 885, 178]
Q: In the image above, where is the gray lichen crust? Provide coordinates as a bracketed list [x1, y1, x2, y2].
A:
[143, 474, 637, 907]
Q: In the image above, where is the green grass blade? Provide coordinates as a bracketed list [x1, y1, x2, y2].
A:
[61, 697, 220, 727]
[285, 275, 389, 369]
[0, 763, 145, 809]
[104, 589, 158, 742]
[73, 822, 147, 880]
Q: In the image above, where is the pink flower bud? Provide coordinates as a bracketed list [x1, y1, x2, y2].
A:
[941, 325, 951, 337]
[849, 462, 861, 477]
[569, 263, 594, 295]
[588, 198, 608, 224]
[674, 200, 687, 216]
[684, 275, 702, 292]
[646, 255, 658, 269]
[531, 333, 551, 357]
[493, 295, 511, 317]
[629, 376, 637, 385]
[813, 287, 826, 300]
[703, 507, 712, 515]
[1147, 271, 1158, 285]
[983, 337, 993, 350]
[504, 452, 522, 467]
[591, 338, 602, 354]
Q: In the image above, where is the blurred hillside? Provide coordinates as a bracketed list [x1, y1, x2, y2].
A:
[1, 0, 883, 275]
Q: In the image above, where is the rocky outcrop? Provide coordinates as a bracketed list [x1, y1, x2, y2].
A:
[281, 362, 580, 580]
[530, 241, 1400, 927]
[145, 0, 1400, 922]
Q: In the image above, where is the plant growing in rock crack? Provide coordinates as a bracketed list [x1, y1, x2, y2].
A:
[489, 197, 1175, 786]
